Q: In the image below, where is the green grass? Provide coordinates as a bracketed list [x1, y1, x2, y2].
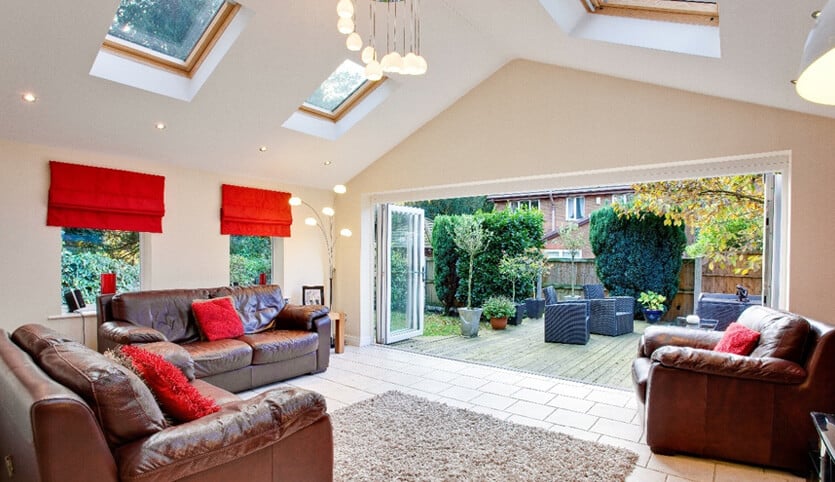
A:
[390, 311, 490, 336]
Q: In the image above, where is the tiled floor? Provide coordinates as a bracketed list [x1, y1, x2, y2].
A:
[241, 345, 805, 482]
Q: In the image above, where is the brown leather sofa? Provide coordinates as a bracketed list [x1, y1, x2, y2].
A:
[0, 324, 333, 481]
[632, 305, 835, 474]
[97, 284, 330, 393]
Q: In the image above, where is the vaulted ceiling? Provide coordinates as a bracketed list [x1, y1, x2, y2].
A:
[1, 0, 830, 189]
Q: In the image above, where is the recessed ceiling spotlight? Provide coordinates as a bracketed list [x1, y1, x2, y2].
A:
[21, 92, 37, 103]
[790, 79, 798, 85]
[259, 146, 268, 152]
[812, 10, 822, 19]
[154, 122, 166, 130]
[324, 160, 332, 165]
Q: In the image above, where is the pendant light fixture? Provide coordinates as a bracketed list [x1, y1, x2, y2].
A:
[336, 0, 427, 81]
[797, 0, 835, 105]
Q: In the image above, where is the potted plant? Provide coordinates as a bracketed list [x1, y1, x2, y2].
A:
[638, 290, 666, 323]
[558, 222, 584, 300]
[452, 215, 486, 337]
[482, 296, 515, 330]
[522, 248, 550, 320]
[498, 253, 528, 325]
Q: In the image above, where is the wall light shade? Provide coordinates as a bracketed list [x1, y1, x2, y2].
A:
[305, 217, 317, 226]
[797, 0, 835, 105]
[340, 228, 353, 237]
[289, 197, 302, 206]
[333, 184, 347, 194]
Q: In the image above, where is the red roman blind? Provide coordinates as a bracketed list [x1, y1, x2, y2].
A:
[220, 184, 292, 237]
[47, 161, 166, 233]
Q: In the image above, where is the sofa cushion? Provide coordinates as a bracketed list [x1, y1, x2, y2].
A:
[192, 297, 244, 341]
[181, 339, 253, 378]
[237, 331, 319, 365]
[111, 289, 210, 343]
[121, 345, 220, 423]
[210, 285, 287, 334]
[738, 306, 810, 363]
[36, 341, 166, 446]
[136, 341, 196, 380]
[714, 322, 761, 355]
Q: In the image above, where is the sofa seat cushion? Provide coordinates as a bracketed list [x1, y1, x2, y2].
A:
[181, 339, 253, 378]
[237, 331, 319, 365]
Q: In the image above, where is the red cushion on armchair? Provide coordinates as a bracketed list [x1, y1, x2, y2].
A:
[714, 322, 760, 355]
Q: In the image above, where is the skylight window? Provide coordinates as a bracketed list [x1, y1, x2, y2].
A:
[582, 0, 718, 25]
[103, 0, 240, 76]
[300, 60, 383, 121]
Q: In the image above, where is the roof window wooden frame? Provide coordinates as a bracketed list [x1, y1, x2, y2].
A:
[101, 1, 240, 78]
[581, 0, 719, 26]
[299, 77, 386, 123]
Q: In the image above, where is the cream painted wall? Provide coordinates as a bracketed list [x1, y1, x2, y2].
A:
[335, 60, 835, 345]
[0, 139, 333, 338]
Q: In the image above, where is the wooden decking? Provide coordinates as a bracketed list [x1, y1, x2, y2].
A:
[391, 317, 649, 390]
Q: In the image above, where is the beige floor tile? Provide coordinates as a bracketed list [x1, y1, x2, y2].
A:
[506, 400, 556, 420]
[547, 394, 595, 412]
[470, 392, 516, 410]
[480, 380, 521, 396]
[515, 376, 557, 392]
[448, 374, 490, 389]
[548, 424, 601, 442]
[549, 382, 593, 399]
[590, 418, 644, 442]
[597, 435, 653, 467]
[512, 387, 555, 405]
[408, 378, 452, 394]
[468, 404, 512, 421]
[647, 453, 716, 482]
[457, 364, 497, 379]
[625, 465, 667, 482]
[437, 397, 474, 410]
[545, 408, 598, 430]
[485, 369, 526, 384]
[507, 414, 553, 430]
[586, 387, 633, 407]
[437, 385, 482, 402]
[588, 402, 638, 423]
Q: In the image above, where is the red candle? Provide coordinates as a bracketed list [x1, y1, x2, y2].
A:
[259, 273, 267, 285]
[101, 273, 116, 294]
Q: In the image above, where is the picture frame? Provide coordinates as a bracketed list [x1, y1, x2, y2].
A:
[302, 285, 325, 306]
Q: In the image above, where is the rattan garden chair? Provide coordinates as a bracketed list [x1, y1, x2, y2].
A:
[582, 284, 634, 336]
[544, 302, 589, 344]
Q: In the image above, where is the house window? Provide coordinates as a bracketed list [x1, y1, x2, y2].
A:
[103, 0, 240, 76]
[612, 193, 634, 205]
[230, 235, 273, 286]
[509, 200, 541, 211]
[61, 228, 140, 308]
[300, 59, 384, 122]
[546, 249, 582, 260]
[580, 0, 719, 25]
[566, 197, 585, 220]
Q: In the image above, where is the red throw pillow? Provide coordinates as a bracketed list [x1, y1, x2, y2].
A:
[120, 345, 220, 423]
[714, 322, 761, 355]
[192, 296, 244, 341]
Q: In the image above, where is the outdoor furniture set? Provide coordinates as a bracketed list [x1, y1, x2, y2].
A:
[543, 284, 635, 344]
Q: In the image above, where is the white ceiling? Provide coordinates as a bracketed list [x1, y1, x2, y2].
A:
[1, 0, 831, 189]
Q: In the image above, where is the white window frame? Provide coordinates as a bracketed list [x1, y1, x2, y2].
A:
[566, 197, 585, 220]
[509, 200, 541, 211]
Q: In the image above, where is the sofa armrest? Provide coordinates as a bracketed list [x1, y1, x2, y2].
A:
[115, 387, 327, 482]
[275, 304, 330, 331]
[100, 321, 167, 345]
[640, 325, 723, 357]
[651, 346, 807, 384]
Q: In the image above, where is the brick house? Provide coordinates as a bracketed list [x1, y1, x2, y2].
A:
[488, 186, 634, 259]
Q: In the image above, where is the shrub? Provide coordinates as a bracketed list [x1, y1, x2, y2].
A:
[482, 296, 516, 319]
[589, 207, 686, 312]
[432, 215, 460, 315]
[455, 208, 544, 308]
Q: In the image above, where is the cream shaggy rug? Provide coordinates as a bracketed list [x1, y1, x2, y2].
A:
[330, 391, 638, 481]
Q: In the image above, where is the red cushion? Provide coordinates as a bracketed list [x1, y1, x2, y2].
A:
[120, 345, 220, 423]
[714, 322, 761, 355]
[192, 297, 244, 341]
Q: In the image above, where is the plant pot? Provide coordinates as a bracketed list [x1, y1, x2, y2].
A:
[458, 308, 482, 337]
[490, 317, 508, 330]
[508, 303, 525, 325]
[642, 308, 663, 323]
[525, 298, 546, 320]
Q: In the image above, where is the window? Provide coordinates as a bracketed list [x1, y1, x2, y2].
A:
[612, 193, 634, 205]
[230, 235, 272, 286]
[61, 228, 140, 308]
[299, 59, 384, 121]
[103, 0, 240, 76]
[509, 200, 541, 211]
[581, 0, 718, 26]
[546, 249, 582, 260]
[566, 197, 585, 220]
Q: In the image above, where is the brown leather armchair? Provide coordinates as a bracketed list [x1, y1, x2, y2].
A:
[632, 305, 835, 474]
